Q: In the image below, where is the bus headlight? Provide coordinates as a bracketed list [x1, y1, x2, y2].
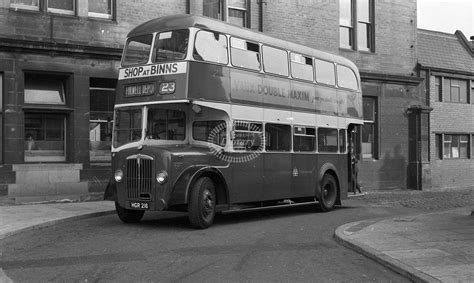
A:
[156, 171, 168, 184]
[114, 169, 124, 182]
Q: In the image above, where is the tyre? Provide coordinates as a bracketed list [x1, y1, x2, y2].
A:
[317, 174, 338, 212]
[115, 201, 145, 223]
[188, 177, 216, 229]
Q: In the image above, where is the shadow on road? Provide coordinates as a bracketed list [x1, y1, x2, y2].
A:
[136, 202, 358, 230]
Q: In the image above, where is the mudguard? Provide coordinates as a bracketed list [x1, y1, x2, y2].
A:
[104, 178, 117, 201]
[168, 165, 228, 207]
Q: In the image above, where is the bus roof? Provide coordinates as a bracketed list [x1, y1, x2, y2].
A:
[127, 14, 358, 70]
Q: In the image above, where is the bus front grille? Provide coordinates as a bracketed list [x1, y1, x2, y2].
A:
[126, 156, 154, 199]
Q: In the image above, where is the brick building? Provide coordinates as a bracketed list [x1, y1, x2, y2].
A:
[0, 0, 462, 202]
[417, 29, 474, 190]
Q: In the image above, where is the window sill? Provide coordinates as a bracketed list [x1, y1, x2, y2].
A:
[22, 105, 74, 112]
[339, 47, 355, 52]
[9, 6, 40, 13]
[435, 101, 470, 105]
[362, 157, 378, 161]
[338, 48, 375, 55]
[87, 15, 117, 23]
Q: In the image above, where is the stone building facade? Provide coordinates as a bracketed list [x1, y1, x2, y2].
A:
[0, 0, 468, 202]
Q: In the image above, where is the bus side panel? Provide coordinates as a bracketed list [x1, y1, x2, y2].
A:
[229, 153, 264, 203]
[187, 62, 230, 103]
[263, 153, 291, 200]
[291, 153, 317, 198]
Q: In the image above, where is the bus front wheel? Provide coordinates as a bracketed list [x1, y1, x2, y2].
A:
[188, 177, 216, 229]
[317, 174, 338, 212]
[115, 201, 145, 223]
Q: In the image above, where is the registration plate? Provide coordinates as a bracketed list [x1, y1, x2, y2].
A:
[125, 83, 155, 97]
[129, 201, 149, 210]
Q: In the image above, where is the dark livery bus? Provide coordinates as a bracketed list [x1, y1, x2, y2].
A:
[105, 14, 363, 228]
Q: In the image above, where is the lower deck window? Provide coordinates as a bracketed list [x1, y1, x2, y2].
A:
[265, 123, 291, 152]
[233, 121, 263, 151]
[293, 126, 315, 152]
[193, 120, 226, 146]
[318, 128, 338, 153]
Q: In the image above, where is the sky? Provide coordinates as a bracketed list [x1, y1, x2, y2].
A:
[417, 0, 474, 37]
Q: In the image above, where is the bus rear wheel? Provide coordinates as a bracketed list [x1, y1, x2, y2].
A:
[115, 201, 145, 223]
[317, 174, 338, 212]
[188, 177, 216, 229]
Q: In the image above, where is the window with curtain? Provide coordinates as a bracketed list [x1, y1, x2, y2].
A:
[442, 134, 469, 159]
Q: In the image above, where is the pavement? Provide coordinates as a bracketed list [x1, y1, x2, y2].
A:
[0, 197, 473, 282]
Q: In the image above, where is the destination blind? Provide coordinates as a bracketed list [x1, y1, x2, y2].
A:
[118, 62, 187, 80]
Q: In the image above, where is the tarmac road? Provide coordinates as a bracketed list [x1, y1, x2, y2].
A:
[0, 197, 419, 283]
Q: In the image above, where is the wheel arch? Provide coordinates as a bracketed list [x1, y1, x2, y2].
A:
[317, 163, 342, 205]
[185, 167, 229, 206]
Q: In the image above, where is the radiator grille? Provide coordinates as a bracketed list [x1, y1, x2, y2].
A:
[126, 156, 153, 199]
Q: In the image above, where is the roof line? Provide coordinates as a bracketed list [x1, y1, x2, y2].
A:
[454, 30, 474, 56]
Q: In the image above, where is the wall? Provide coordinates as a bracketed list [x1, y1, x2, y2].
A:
[358, 81, 422, 190]
[340, 0, 417, 76]
[0, 0, 187, 48]
[426, 75, 474, 189]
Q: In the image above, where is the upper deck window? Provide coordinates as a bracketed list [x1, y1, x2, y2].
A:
[230, 37, 260, 71]
[194, 30, 228, 65]
[122, 35, 153, 67]
[337, 65, 358, 90]
[290, 53, 313, 82]
[315, 59, 336, 86]
[153, 29, 189, 62]
[262, 46, 288, 76]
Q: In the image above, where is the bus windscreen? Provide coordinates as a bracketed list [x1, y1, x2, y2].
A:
[122, 35, 153, 67]
[153, 29, 189, 62]
[113, 107, 142, 148]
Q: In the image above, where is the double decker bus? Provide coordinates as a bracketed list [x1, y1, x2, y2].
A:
[106, 14, 363, 229]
